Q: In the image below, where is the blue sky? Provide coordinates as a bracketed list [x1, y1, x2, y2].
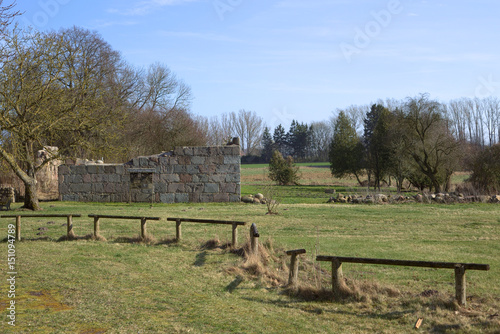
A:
[15, 0, 500, 129]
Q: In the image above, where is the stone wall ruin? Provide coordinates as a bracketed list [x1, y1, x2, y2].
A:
[58, 143, 241, 203]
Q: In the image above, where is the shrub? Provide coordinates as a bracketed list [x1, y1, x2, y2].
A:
[467, 144, 500, 194]
[268, 150, 300, 185]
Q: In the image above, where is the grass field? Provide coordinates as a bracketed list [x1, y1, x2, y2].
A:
[0, 164, 499, 333]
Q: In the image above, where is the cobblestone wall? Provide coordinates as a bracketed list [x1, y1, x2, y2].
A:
[58, 144, 241, 203]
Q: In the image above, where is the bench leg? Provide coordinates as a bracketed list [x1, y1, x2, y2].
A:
[288, 254, 299, 286]
[455, 265, 466, 306]
[94, 217, 100, 239]
[15, 216, 21, 241]
[175, 219, 181, 241]
[141, 218, 147, 239]
[232, 223, 238, 248]
[67, 215, 76, 240]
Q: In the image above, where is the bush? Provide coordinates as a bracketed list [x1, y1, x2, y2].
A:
[268, 150, 300, 185]
[467, 144, 500, 194]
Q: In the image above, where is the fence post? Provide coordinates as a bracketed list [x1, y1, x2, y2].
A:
[250, 223, 259, 255]
[15, 215, 21, 241]
[455, 265, 466, 306]
[175, 219, 181, 241]
[332, 258, 344, 298]
[232, 223, 238, 247]
[67, 215, 76, 240]
[140, 218, 147, 239]
[93, 216, 100, 238]
[286, 249, 306, 286]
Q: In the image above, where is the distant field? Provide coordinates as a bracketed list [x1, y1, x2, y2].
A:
[241, 163, 472, 204]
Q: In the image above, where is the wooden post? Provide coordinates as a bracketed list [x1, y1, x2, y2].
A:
[93, 216, 100, 238]
[286, 249, 306, 286]
[140, 218, 147, 239]
[232, 223, 238, 247]
[15, 215, 21, 241]
[175, 219, 181, 241]
[455, 265, 466, 306]
[332, 258, 344, 298]
[250, 223, 259, 255]
[67, 215, 76, 240]
[289, 253, 300, 286]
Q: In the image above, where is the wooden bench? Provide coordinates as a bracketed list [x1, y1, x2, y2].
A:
[88, 214, 161, 240]
[316, 255, 490, 306]
[166, 218, 246, 247]
[0, 214, 81, 241]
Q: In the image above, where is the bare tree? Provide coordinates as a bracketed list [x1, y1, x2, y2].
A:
[309, 121, 332, 161]
[0, 27, 129, 210]
[0, 0, 20, 36]
[229, 109, 264, 155]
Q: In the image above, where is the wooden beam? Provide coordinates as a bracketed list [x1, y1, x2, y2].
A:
[316, 256, 489, 271]
[88, 214, 160, 221]
[167, 218, 246, 226]
[1, 214, 82, 218]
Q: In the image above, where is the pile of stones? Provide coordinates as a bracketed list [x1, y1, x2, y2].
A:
[241, 193, 268, 204]
[327, 192, 500, 204]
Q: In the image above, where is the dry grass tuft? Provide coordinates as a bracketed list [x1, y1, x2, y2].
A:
[226, 239, 288, 287]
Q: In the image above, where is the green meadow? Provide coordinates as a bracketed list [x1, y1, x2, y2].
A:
[0, 164, 499, 333]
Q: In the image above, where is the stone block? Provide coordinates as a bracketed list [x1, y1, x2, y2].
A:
[205, 155, 223, 165]
[160, 193, 175, 203]
[213, 193, 229, 202]
[208, 174, 226, 183]
[179, 174, 193, 183]
[224, 155, 241, 165]
[154, 182, 167, 193]
[221, 183, 237, 194]
[162, 174, 180, 183]
[178, 156, 191, 165]
[104, 166, 116, 174]
[225, 174, 240, 183]
[168, 183, 185, 193]
[73, 165, 87, 175]
[192, 174, 209, 183]
[186, 183, 204, 193]
[115, 165, 125, 174]
[204, 183, 219, 193]
[229, 194, 241, 202]
[109, 174, 122, 183]
[93, 183, 104, 193]
[191, 156, 206, 165]
[198, 165, 216, 174]
[223, 146, 241, 156]
[189, 193, 201, 203]
[82, 174, 92, 183]
[104, 183, 115, 193]
[175, 193, 189, 203]
[139, 157, 149, 167]
[208, 147, 223, 156]
[215, 165, 230, 174]
[62, 194, 80, 201]
[186, 165, 199, 175]
[193, 147, 209, 156]
[200, 194, 214, 203]
[58, 165, 70, 175]
[173, 165, 186, 173]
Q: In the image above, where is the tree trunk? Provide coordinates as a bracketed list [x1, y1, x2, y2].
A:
[23, 179, 41, 211]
